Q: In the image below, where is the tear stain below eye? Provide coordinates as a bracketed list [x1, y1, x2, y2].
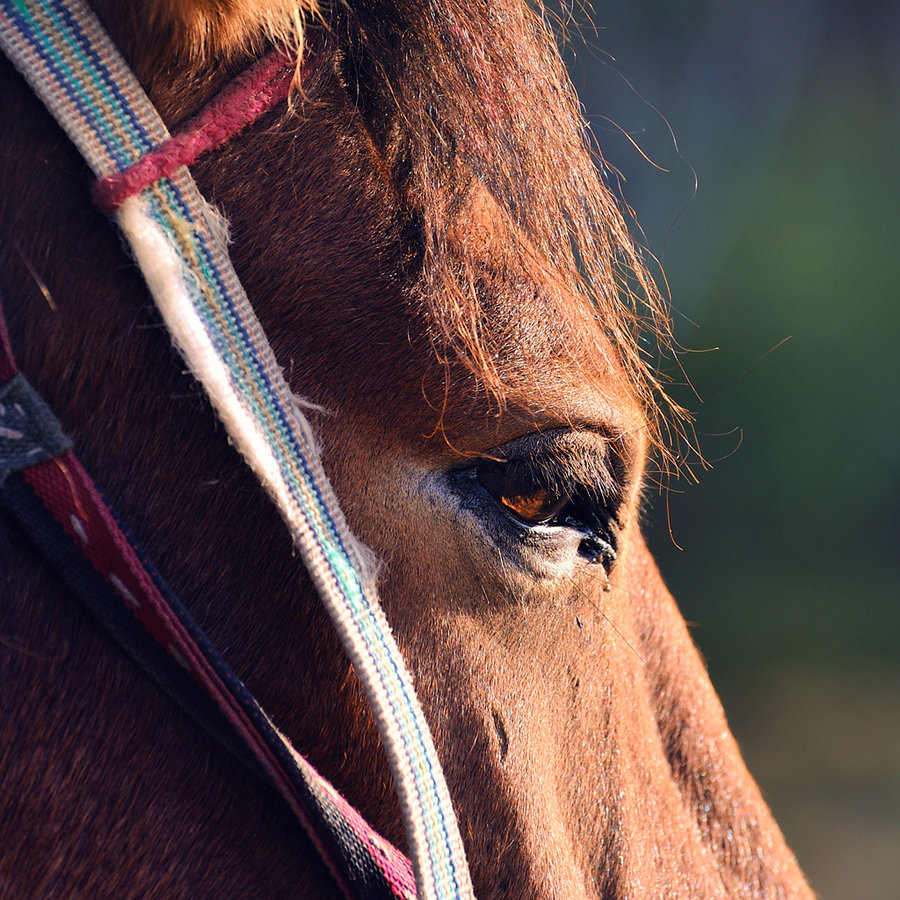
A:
[491, 709, 509, 761]
[578, 534, 617, 578]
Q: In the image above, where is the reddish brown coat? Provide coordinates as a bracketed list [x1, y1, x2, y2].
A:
[0, 2, 813, 897]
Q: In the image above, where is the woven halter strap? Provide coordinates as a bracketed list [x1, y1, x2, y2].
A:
[0, 2, 474, 899]
[0, 306, 415, 900]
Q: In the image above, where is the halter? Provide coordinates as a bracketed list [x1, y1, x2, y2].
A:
[0, 2, 474, 898]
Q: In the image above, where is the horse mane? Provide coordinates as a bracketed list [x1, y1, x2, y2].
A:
[337, 1, 682, 453]
[128, 0, 683, 458]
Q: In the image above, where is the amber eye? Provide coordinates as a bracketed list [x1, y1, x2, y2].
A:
[475, 460, 570, 525]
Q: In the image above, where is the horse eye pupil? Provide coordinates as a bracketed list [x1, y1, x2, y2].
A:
[476, 461, 568, 524]
[499, 488, 562, 523]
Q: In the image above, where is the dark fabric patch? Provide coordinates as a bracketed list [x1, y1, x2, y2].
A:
[0, 373, 71, 485]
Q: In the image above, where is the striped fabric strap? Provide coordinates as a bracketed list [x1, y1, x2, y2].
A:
[0, 291, 414, 899]
[0, 293, 413, 899]
[2, 461, 418, 900]
[0, 2, 474, 899]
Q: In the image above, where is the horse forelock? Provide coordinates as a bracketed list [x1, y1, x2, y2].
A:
[140, 0, 320, 59]
[331, 0, 688, 468]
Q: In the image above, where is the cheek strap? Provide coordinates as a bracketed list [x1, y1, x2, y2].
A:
[0, 1, 474, 898]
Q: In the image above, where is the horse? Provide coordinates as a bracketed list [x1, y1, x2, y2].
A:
[0, 1, 814, 897]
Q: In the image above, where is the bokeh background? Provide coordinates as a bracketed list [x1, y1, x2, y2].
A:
[561, 1, 900, 896]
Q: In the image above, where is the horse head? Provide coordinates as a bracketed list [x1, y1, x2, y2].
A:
[0, 1, 813, 897]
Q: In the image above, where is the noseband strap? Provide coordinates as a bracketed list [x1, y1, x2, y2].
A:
[0, 2, 474, 898]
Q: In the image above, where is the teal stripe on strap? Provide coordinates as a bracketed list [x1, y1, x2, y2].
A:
[0, 2, 474, 898]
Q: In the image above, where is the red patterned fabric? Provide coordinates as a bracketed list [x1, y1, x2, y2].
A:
[93, 48, 300, 212]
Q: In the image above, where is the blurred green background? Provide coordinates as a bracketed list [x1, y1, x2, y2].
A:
[563, 1, 900, 896]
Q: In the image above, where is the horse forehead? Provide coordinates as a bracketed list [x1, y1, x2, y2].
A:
[361, 298, 645, 456]
[231, 101, 643, 451]
[441, 188, 645, 439]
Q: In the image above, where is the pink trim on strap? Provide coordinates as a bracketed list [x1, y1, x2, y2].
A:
[22, 451, 352, 893]
[93, 49, 298, 213]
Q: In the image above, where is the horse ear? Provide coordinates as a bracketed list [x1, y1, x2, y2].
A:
[144, 0, 321, 60]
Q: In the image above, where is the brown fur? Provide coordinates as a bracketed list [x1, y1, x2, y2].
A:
[0, 2, 812, 898]
[132, 0, 318, 61]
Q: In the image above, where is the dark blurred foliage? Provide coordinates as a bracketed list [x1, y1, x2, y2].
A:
[560, 1, 900, 895]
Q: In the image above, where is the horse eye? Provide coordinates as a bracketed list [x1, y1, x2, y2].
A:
[475, 460, 570, 525]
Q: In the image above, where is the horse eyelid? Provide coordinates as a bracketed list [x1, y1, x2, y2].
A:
[474, 457, 616, 533]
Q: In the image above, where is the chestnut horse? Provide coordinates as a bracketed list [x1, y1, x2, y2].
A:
[0, 1, 813, 897]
